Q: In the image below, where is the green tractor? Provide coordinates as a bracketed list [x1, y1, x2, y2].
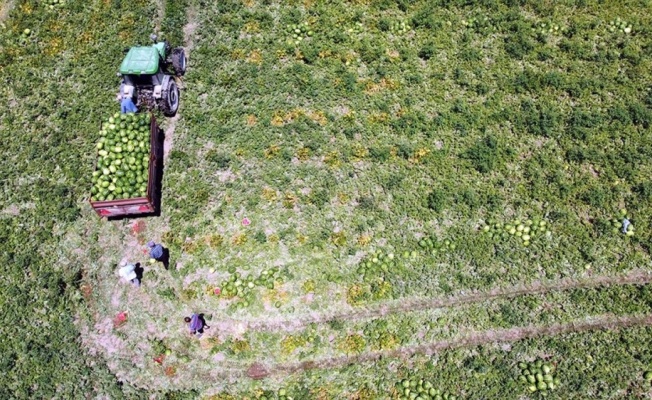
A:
[118, 35, 186, 116]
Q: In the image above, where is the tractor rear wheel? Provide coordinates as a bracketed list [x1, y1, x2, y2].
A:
[159, 79, 179, 116]
[171, 48, 186, 76]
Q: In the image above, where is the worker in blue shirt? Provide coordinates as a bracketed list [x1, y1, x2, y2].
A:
[147, 240, 169, 269]
[120, 87, 138, 113]
[121, 97, 138, 113]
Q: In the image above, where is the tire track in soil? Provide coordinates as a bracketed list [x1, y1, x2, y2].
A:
[177, 271, 652, 381]
[162, 2, 197, 159]
[113, 309, 652, 388]
[179, 312, 652, 381]
[153, 0, 165, 34]
[220, 269, 652, 333]
[270, 313, 652, 376]
[0, 0, 15, 24]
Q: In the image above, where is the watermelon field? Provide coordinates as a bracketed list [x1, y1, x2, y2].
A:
[2, 0, 652, 398]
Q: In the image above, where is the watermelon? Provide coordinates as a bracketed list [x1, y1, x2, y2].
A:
[91, 113, 151, 202]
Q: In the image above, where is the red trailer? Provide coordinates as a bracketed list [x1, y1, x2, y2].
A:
[89, 114, 163, 218]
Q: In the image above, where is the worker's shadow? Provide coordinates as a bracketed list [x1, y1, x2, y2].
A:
[134, 263, 144, 283]
[198, 313, 210, 333]
[161, 248, 170, 270]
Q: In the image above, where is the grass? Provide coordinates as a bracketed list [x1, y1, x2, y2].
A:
[2, 0, 652, 398]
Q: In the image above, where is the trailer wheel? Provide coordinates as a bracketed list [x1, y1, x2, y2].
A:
[159, 79, 179, 116]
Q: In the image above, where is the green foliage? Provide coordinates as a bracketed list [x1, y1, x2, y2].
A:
[205, 149, 232, 169]
[308, 187, 330, 209]
[157, 287, 177, 301]
[426, 189, 448, 212]
[504, 19, 534, 59]
[151, 339, 169, 356]
[4, 0, 652, 397]
[253, 230, 267, 244]
[418, 42, 437, 60]
[161, 0, 189, 46]
[517, 100, 562, 137]
[629, 102, 652, 128]
[462, 135, 514, 173]
[369, 146, 391, 162]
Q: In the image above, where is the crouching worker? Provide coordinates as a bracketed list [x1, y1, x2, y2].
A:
[147, 240, 169, 269]
[118, 262, 140, 287]
[120, 87, 138, 114]
[185, 313, 210, 338]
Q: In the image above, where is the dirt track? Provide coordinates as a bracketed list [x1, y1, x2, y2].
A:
[188, 270, 652, 380]
[162, 2, 196, 159]
[166, 311, 652, 381]
[0, 0, 15, 24]
[271, 312, 652, 376]
[220, 269, 652, 333]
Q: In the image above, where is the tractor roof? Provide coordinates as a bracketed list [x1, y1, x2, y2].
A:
[119, 46, 160, 75]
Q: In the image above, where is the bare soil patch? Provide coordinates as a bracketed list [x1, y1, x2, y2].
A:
[163, 4, 198, 159]
[0, 0, 15, 24]
[154, 0, 165, 33]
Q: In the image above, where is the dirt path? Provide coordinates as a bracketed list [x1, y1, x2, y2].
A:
[0, 0, 15, 24]
[155, 311, 652, 381]
[218, 269, 652, 333]
[271, 312, 652, 376]
[163, 2, 197, 159]
[153, 0, 165, 34]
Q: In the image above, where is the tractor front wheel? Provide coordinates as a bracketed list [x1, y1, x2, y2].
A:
[159, 79, 179, 116]
[171, 48, 186, 76]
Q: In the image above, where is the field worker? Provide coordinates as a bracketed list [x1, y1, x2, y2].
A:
[120, 88, 138, 114]
[147, 240, 170, 269]
[622, 218, 630, 234]
[118, 261, 140, 287]
[148, 240, 164, 260]
[184, 313, 209, 337]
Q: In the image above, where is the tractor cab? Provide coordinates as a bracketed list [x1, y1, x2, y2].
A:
[118, 38, 186, 116]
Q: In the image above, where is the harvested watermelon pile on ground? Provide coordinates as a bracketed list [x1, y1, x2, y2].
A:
[91, 113, 151, 201]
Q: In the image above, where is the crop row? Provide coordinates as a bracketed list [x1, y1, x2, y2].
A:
[151, 283, 652, 365]
[199, 323, 652, 399]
